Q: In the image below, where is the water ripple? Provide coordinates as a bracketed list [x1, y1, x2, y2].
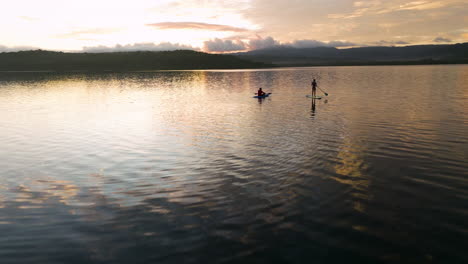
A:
[0, 66, 467, 263]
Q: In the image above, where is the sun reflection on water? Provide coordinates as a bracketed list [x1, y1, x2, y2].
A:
[333, 139, 370, 213]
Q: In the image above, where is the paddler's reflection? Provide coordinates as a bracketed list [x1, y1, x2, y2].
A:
[311, 98, 316, 117]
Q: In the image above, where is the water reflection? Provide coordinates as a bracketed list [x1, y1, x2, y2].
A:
[0, 66, 467, 263]
[0, 167, 310, 263]
[309, 97, 329, 119]
[332, 139, 370, 213]
[311, 98, 316, 117]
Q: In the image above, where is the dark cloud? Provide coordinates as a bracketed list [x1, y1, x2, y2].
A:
[248, 36, 279, 50]
[203, 36, 280, 52]
[248, 37, 356, 49]
[327, 40, 357, 47]
[370, 40, 410, 46]
[203, 39, 247, 52]
[146, 22, 249, 32]
[433, 37, 452, 43]
[203, 36, 357, 52]
[0, 45, 38, 52]
[82, 42, 197, 53]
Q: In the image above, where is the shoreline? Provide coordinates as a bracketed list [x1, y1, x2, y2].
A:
[0, 62, 466, 74]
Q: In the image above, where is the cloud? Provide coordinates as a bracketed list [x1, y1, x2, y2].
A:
[146, 22, 249, 32]
[203, 36, 357, 52]
[463, 33, 468, 41]
[203, 36, 279, 52]
[289, 39, 356, 48]
[203, 39, 247, 52]
[327, 40, 358, 47]
[397, 1, 448, 11]
[244, 0, 467, 46]
[370, 40, 410, 46]
[248, 36, 279, 50]
[56, 28, 122, 38]
[0, 45, 38, 52]
[329, 0, 462, 19]
[19, 16, 39, 22]
[433, 37, 452, 43]
[82, 42, 197, 53]
[249, 37, 356, 49]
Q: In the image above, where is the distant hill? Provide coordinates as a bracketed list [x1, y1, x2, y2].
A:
[0, 50, 270, 71]
[234, 43, 468, 66]
[2, 44, 466, 71]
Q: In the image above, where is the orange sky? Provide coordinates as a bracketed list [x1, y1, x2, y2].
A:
[1, 0, 467, 52]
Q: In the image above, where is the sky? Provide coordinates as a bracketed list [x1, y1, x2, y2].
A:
[1, 0, 467, 53]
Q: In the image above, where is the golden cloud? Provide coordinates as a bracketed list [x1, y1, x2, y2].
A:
[146, 22, 250, 33]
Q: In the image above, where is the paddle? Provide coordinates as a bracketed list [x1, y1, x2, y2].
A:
[318, 86, 328, 96]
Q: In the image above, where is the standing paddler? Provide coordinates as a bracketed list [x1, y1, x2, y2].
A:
[311, 79, 317, 98]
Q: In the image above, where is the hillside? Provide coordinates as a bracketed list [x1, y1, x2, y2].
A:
[0, 50, 270, 71]
[234, 43, 468, 66]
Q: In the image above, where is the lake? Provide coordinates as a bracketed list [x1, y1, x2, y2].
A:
[0, 65, 467, 264]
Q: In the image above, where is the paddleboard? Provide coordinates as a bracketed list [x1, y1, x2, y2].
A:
[306, 95, 323, 99]
[254, 93, 271, 98]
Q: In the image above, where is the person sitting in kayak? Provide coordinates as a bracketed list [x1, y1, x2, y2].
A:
[257, 88, 266, 97]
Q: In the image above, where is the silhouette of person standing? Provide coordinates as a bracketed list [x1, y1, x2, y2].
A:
[311, 79, 317, 98]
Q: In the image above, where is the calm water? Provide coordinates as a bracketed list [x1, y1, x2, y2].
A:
[0, 65, 467, 264]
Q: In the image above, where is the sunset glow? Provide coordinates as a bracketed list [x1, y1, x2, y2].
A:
[1, 0, 467, 52]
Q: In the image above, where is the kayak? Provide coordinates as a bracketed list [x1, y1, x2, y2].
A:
[306, 95, 323, 99]
[254, 93, 271, 98]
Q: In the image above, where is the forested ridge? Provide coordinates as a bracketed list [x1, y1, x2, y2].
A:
[0, 50, 270, 71]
